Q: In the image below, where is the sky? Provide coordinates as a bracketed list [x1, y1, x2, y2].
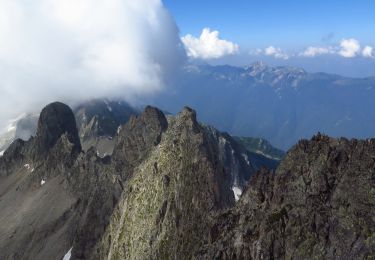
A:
[164, 0, 375, 76]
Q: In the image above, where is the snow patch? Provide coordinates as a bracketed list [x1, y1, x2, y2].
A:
[96, 151, 108, 158]
[63, 247, 73, 260]
[24, 164, 31, 170]
[254, 150, 279, 160]
[241, 153, 251, 165]
[232, 186, 242, 201]
[0, 150, 4, 156]
[40, 179, 46, 186]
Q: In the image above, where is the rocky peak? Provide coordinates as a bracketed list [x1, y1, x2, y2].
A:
[179, 106, 197, 119]
[141, 105, 169, 130]
[116, 105, 168, 145]
[34, 102, 81, 157]
[112, 106, 168, 174]
[176, 106, 200, 131]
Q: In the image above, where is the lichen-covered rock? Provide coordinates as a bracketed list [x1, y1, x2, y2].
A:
[92, 106, 234, 260]
[195, 134, 375, 259]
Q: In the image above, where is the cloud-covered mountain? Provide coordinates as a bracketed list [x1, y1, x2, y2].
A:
[152, 62, 375, 149]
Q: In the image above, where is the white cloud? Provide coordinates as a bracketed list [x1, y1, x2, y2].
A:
[339, 38, 361, 58]
[362, 46, 374, 58]
[264, 46, 289, 60]
[299, 46, 335, 57]
[181, 28, 239, 59]
[299, 39, 372, 59]
[0, 0, 185, 128]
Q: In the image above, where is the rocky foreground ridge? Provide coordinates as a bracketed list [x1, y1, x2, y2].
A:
[196, 134, 375, 259]
[0, 102, 374, 260]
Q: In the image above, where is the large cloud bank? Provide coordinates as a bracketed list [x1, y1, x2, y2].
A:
[0, 0, 185, 128]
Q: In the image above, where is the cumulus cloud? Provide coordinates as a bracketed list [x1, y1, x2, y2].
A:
[264, 46, 289, 60]
[181, 28, 239, 59]
[299, 46, 335, 57]
[362, 46, 374, 58]
[0, 0, 185, 129]
[338, 38, 361, 58]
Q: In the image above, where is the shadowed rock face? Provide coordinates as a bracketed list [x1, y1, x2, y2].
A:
[0, 102, 84, 260]
[35, 102, 81, 156]
[195, 134, 375, 260]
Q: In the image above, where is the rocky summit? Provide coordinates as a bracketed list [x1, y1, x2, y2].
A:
[0, 102, 374, 260]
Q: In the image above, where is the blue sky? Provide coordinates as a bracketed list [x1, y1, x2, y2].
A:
[164, 0, 375, 76]
[164, 0, 375, 47]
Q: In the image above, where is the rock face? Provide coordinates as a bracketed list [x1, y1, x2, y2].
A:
[91, 106, 234, 260]
[34, 102, 81, 156]
[195, 134, 375, 259]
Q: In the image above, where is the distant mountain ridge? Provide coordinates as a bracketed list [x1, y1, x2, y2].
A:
[152, 62, 375, 149]
[0, 99, 281, 170]
[234, 136, 286, 161]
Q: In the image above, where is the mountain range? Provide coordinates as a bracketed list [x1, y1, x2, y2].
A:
[0, 99, 279, 176]
[0, 101, 374, 259]
[151, 62, 375, 149]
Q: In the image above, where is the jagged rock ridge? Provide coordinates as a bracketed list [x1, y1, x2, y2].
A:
[1, 102, 373, 260]
[195, 134, 375, 259]
[0, 102, 262, 260]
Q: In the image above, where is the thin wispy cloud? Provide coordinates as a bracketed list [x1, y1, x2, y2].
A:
[181, 28, 239, 59]
[321, 32, 335, 43]
[299, 47, 335, 57]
